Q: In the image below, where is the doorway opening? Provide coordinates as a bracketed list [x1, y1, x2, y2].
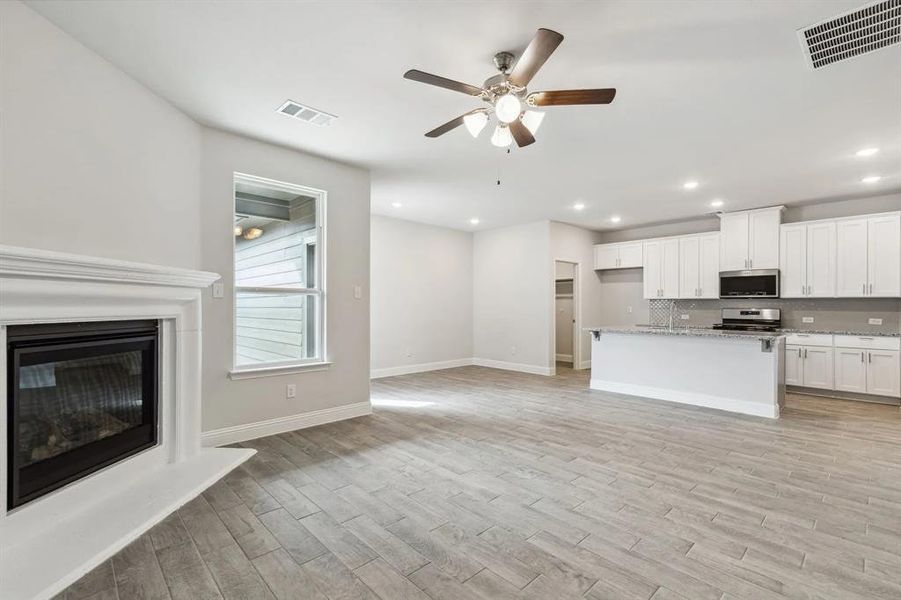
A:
[554, 260, 579, 372]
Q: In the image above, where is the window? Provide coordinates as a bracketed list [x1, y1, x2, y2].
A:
[232, 173, 326, 372]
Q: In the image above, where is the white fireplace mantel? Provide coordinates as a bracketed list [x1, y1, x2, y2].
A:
[0, 245, 254, 600]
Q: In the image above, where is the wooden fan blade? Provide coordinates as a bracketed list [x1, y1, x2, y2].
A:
[508, 119, 535, 147]
[424, 109, 482, 138]
[528, 88, 616, 106]
[507, 28, 564, 88]
[404, 69, 485, 96]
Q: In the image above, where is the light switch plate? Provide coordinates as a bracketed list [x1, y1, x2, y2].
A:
[869, 318, 883, 325]
[680, 314, 690, 320]
[353, 285, 362, 299]
[802, 317, 814, 323]
[212, 282, 224, 298]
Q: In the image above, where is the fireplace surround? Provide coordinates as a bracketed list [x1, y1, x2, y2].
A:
[0, 245, 254, 600]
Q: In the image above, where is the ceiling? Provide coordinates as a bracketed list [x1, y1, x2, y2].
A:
[28, 0, 901, 231]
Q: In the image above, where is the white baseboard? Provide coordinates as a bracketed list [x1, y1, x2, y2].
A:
[202, 401, 372, 447]
[555, 353, 573, 362]
[589, 379, 778, 419]
[472, 357, 554, 376]
[371, 358, 473, 379]
[578, 360, 591, 370]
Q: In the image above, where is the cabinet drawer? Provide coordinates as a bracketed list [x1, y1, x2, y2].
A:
[834, 335, 901, 351]
[784, 333, 833, 347]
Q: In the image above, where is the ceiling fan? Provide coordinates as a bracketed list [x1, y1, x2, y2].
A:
[403, 28, 616, 148]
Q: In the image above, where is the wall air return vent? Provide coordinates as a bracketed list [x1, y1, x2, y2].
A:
[798, 0, 900, 69]
[277, 100, 337, 126]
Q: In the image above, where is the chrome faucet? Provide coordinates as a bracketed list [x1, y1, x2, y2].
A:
[668, 300, 677, 330]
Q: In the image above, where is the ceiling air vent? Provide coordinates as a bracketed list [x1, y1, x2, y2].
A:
[277, 100, 337, 126]
[798, 0, 900, 69]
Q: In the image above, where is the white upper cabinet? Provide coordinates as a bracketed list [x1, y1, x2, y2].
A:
[780, 224, 806, 297]
[748, 209, 781, 269]
[868, 213, 901, 297]
[661, 238, 680, 298]
[593, 241, 643, 270]
[679, 233, 719, 298]
[780, 221, 836, 298]
[719, 212, 750, 271]
[719, 207, 782, 271]
[642, 240, 662, 299]
[836, 213, 900, 297]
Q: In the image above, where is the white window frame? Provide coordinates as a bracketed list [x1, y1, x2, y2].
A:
[229, 172, 328, 379]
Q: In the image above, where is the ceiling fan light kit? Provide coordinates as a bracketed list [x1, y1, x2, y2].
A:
[404, 28, 615, 148]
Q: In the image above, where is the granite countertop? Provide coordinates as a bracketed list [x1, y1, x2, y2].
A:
[778, 328, 901, 338]
[584, 325, 783, 342]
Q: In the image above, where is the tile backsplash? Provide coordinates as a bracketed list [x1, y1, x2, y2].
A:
[648, 298, 901, 334]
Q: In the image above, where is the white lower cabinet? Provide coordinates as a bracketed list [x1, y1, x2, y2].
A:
[833, 347, 867, 393]
[784, 343, 833, 390]
[866, 350, 901, 397]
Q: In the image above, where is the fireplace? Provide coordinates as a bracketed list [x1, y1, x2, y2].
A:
[6, 320, 159, 509]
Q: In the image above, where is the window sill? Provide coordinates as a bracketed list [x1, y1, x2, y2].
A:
[228, 362, 332, 380]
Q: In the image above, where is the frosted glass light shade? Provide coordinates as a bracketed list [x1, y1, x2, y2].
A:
[463, 112, 488, 137]
[495, 94, 522, 123]
[490, 124, 513, 147]
[521, 110, 545, 135]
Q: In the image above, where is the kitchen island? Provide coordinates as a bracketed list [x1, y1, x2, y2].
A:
[587, 326, 785, 418]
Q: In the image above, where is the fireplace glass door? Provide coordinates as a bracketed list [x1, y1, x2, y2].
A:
[7, 320, 159, 509]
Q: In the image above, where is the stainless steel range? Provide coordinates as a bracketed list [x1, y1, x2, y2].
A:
[712, 308, 781, 332]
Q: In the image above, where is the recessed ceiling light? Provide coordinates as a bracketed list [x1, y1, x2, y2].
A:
[391, 202, 403, 208]
[683, 180, 699, 190]
[470, 217, 480, 225]
[610, 216, 622, 224]
[709, 199, 724, 208]
[861, 175, 881, 184]
[856, 147, 879, 157]
[573, 203, 585, 211]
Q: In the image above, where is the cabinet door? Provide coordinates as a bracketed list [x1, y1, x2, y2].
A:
[594, 244, 619, 270]
[784, 345, 803, 386]
[642, 240, 662, 299]
[835, 218, 868, 297]
[720, 212, 749, 271]
[802, 346, 834, 390]
[698, 233, 720, 298]
[617, 242, 643, 269]
[661, 238, 681, 299]
[748, 209, 781, 269]
[834, 347, 867, 393]
[866, 350, 901, 398]
[868, 214, 901, 297]
[780, 224, 807, 298]
[678, 236, 700, 298]
[806, 221, 836, 297]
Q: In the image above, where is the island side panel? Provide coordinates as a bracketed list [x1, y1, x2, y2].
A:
[589, 332, 781, 418]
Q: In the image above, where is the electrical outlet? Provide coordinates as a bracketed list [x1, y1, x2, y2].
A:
[286, 384, 296, 399]
[627, 306, 633, 314]
[680, 314, 690, 320]
[869, 318, 883, 325]
[802, 317, 814, 323]
[511, 345, 517, 356]
[353, 285, 362, 299]
[212, 282, 224, 298]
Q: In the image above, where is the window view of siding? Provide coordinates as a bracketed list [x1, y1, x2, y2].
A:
[233, 175, 323, 368]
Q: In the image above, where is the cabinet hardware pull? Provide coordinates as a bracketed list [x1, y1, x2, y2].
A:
[863, 283, 866, 295]
[798, 348, 802, 357]
[868, 352, 872, 363]
[869, 283, 873, 295]
[861, 352, 865, 363]
[803, 348, 807, 359]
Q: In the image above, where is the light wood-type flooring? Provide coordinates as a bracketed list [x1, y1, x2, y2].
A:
[58, 364, 901, 599]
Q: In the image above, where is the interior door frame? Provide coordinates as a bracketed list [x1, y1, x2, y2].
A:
[551, 259, 581, 374]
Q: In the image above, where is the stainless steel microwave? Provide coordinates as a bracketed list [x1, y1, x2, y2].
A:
[719, 269, 780, 298]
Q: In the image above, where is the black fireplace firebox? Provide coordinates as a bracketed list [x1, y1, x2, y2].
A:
[6, 320, 159, 509]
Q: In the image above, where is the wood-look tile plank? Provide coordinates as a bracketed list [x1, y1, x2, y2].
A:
[353, 558, 432, 600]
[156, 542, 222, 600]
[252, 548, 328, 600]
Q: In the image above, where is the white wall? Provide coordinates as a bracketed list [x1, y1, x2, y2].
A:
[370, 216, 473, 377]
[549, 222, 606, 369]
[473, 221, 553, 375]
[200, 128, 371, 434]
[0, 1, 202, 269]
